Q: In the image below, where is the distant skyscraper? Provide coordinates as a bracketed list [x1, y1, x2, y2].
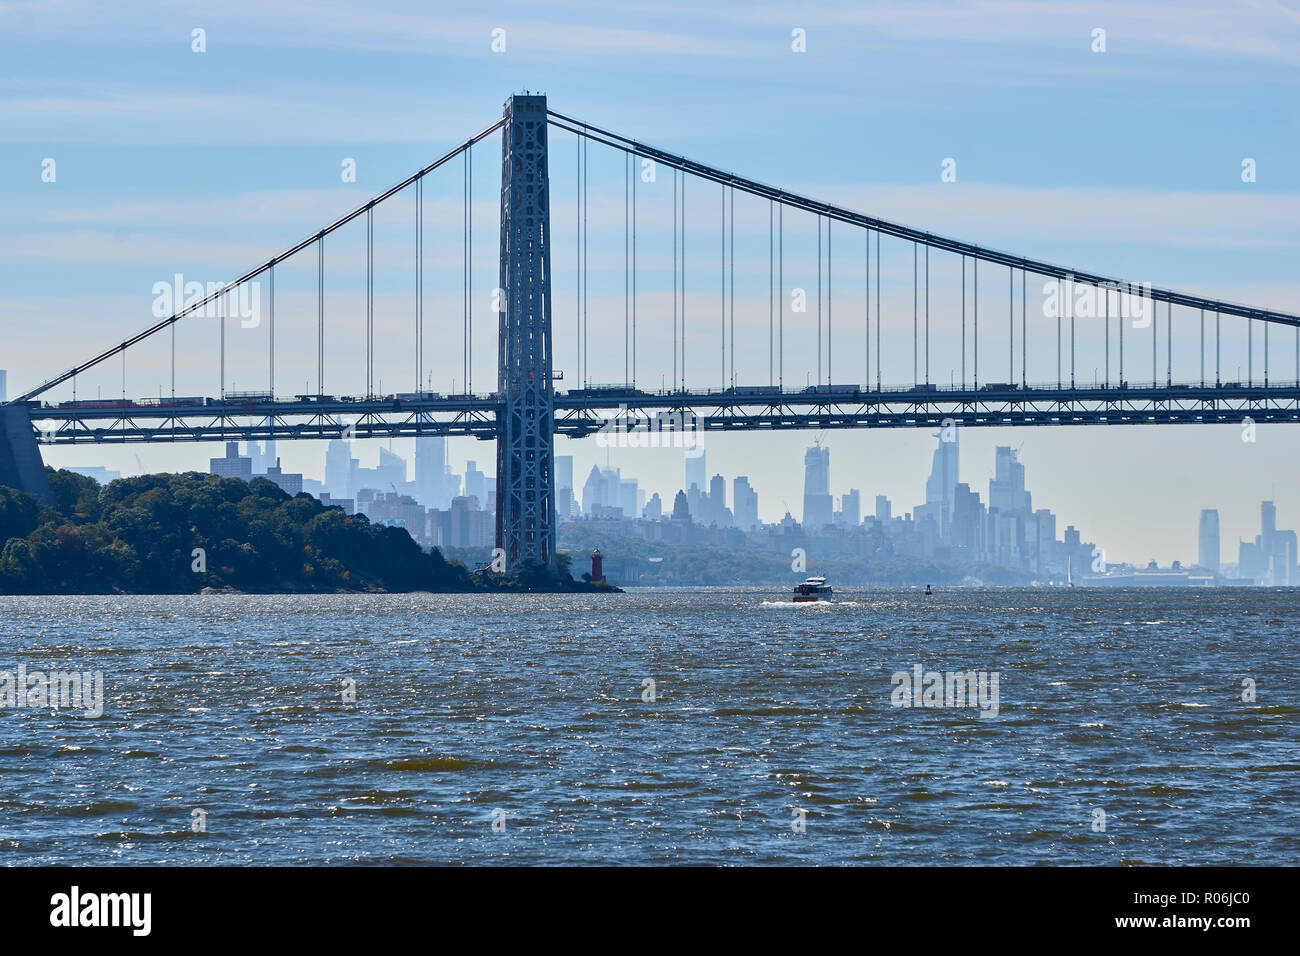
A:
[875, 495, 892, 523]
[1259, 500, 1276, 565]
[554, 455, 575, 520]
[922, 429, 961, 537]
[708, 473, 730, 527]
[840, 489, 861, 527]
[951, 483, 986, 554]
[1271, 530, 1296, 586]
[325, 439, 353, 499]
[620, 477, 639, 519]
[733, 476, 759, 531]
[1198, 509, 1220, 571]
[464, 460, 487, 503]
[1239, 540, 1267, 581]
[244, 439, 276, 474]
[209, 441, 252, 480]
[582, 465, 627, 515]
[988, 446, 1029, 515]
[415, 436, 453, 509]
[264, 458, 303, 496]
[802, 443, 832, 529]
[685, 449, 706, 493]
[0, 369, 7, 402]
[643, 492, 663, 520]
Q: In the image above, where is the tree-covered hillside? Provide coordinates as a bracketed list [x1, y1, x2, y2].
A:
[0, 470, 610, 595]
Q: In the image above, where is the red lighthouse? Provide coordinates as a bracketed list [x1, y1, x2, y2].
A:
[590, 548, 603, 582]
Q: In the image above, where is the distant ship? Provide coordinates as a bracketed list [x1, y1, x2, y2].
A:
[792, 576, 833, 602]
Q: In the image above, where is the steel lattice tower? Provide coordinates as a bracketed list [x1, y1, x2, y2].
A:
[495, 94, 556, 569]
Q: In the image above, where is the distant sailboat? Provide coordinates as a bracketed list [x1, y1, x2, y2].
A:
[1067, 555, 1074, 587]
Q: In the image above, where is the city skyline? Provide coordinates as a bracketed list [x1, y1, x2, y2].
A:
[60, 403, 1286, 575]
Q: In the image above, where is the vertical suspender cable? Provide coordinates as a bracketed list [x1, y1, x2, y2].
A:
[1248, 320, 1253, 386]
[875, 231, 880, 390]
[576, 135, 581, 389]
[632, 153, 637, 388]
[581, 134, 586, 387]
[1021, 269, 1026, 389]
[366, 204, 374, 397]
[673, 169, 678, 391]
[1153, 294, 1158, 387]
[318, 233, 324, 396]
[818, 218, 826, 385]
[730, 187, 735, 389]
[865, 228, 870, 390]
[1199, 308, 1204, 387]
[912, 242, 917, 385]
[625, 153, 630, 386]
[468, 143, 474, 395]
[722, 185, 726, 389]
[464, 152, 469, 395]
[828, 218, 832, 386]
[269, 264, 275, 399]
[416, 176, 422, 393]
[961, 256, 966, 389]
[974, 258, 979, 389]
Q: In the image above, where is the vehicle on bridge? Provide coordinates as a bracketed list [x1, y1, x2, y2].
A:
[57, 398, 139, 409]
[979, 382, 1020, 392]
[224, 390, 273, 401]
[722, 385, 782, 397]
[565, 385, 649, 399]
[394, 391, 443, 402]
[800, 384, 861, 395]
[138, 396, 210, 407]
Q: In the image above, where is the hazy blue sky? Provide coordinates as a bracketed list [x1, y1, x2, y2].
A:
[2, 0, 1298, 565]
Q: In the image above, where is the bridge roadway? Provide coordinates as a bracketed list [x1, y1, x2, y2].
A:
[21, 381, 1300, 445]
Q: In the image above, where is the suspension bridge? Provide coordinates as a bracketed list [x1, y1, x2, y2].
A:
[3, 93, 1298, 570]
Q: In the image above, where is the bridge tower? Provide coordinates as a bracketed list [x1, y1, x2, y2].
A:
[0, 405, 50, 504]
[495, 94, 557, 569]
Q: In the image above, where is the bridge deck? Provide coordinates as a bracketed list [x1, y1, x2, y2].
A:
[19, 382, 1299, 444]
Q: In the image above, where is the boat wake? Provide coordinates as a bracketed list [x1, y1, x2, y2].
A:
[760, 600, 862, 608]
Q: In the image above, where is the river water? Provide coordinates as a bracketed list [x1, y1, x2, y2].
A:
[1, 587, 1296, 865]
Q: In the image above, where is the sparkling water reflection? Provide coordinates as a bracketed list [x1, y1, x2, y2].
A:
[1, 588, 1296, 865]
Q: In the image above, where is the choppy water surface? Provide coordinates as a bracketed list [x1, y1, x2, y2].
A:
[1, 588, 1296, 865]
